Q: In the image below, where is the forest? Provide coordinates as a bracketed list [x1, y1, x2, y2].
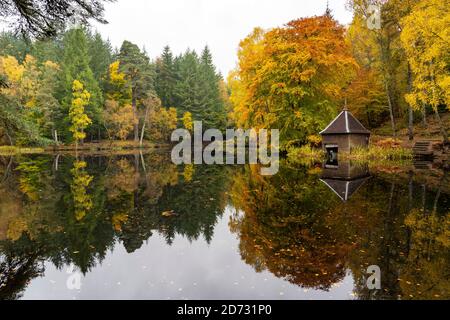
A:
[0, 28, 228, 148]
[0, 0, 448, 301]
[0, 0, 449, 153]
[229, 0, 449, 151]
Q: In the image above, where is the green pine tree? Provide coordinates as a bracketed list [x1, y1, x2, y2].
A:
[59, 28, 103, 142]
[88, 31, 113, 91]
[118, 40, 155, 141]
[155, 45, 176, 108]
[199, 46, 226, 129]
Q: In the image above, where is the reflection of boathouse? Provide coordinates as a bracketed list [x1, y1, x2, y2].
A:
[320, 161, 370, 201]
[320, 106, 370, 157]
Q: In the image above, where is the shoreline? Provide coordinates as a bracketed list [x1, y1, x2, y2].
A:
[0, 142, 171, 156]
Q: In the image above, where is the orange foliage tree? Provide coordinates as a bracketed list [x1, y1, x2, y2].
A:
[229, 15, 357, 149]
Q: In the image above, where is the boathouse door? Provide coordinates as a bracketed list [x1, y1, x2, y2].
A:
[325, 144, 338, 165]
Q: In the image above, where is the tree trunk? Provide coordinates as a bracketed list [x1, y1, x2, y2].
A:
[366, 106, 371, 128]
[421, 184, 426, 214]
[385, 82, 397, 137]
[1, 156, 13, 184]
[132, 97, 139, 142]
[140, 150, 147, 174]
[5, 130, 13, 146]
[406, 170, 413, 256]
[139, 121, 146, 147]
[75, 140, 79, 161]
[422, 104, 427, 126]
[434, 108, 449, 144]
[429, 61, 448, 144]
[139, 106, 150, 147]
[54, 154, 60, 172]
[407, 64, 414, 141]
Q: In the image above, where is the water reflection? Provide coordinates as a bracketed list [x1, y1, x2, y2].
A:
[0, 153, 448, 300]
[320, 161, 370, 201]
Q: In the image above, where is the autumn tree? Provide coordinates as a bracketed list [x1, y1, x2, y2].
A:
[103, 61, 135, 141]
[60, 28, 103, 141]
[0, 30, 229, 147]
[229, 16, 357, 149]
[182, 112, 193, 132]
[348, 0, 420, 138]
[103, 99, 135, 141]
[69, 80, 92, 151]
[346, 15, 388, 128]
[140, 93, 162, 145]
[0, 0, 112, 89]
[401, 0, 450, 144]
[0, 54, 59, 145]
[118, 41, 155, 142]
[144, 94, 178, 143]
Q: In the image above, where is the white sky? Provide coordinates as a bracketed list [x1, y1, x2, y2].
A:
[93, 0, 353, 76]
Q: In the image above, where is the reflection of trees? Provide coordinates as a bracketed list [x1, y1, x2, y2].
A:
[229, 163, 352, 290]
[0, 244, 43, 300]
[154, 165, 231, 244]
[230, 162, 450, 299]
[0, 153, 232, 297]
[2, 154, 447, 300]
[347, 172, 450, 300]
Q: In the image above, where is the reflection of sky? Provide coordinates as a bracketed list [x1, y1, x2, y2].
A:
[21, 206, 355, 300]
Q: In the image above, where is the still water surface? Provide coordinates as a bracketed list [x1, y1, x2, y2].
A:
[0, 152, 448, 300]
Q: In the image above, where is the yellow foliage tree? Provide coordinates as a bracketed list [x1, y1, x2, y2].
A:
[103, 61, 136, 141]
[69, 80, 92, 149]
[183, 164, 194, 183]
[182, 111, 193, 132]
[104, 99, 136, 140]
[401, 0, 450, 143]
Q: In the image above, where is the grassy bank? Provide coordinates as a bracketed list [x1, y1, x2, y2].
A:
[342, 145, 413, 161]
[287, 145, 324, 161]
[48, 140, 159, 152]
[287, 143, 413, 164]
[0, 146, 45, 156]
[0, 140, 170, 155]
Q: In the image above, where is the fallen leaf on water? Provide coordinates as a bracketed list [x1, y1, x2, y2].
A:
[162, 210, 177, 217]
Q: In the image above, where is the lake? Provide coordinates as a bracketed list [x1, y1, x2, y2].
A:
[0, 151, 448, 300]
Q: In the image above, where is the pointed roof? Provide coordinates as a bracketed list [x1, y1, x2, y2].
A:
[320, 161, 371, 201]
[320, 108, 370, 135]
[320, 177, 370, 201]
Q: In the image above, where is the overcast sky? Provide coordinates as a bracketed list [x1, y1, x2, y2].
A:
[93, 0, 354, 77]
